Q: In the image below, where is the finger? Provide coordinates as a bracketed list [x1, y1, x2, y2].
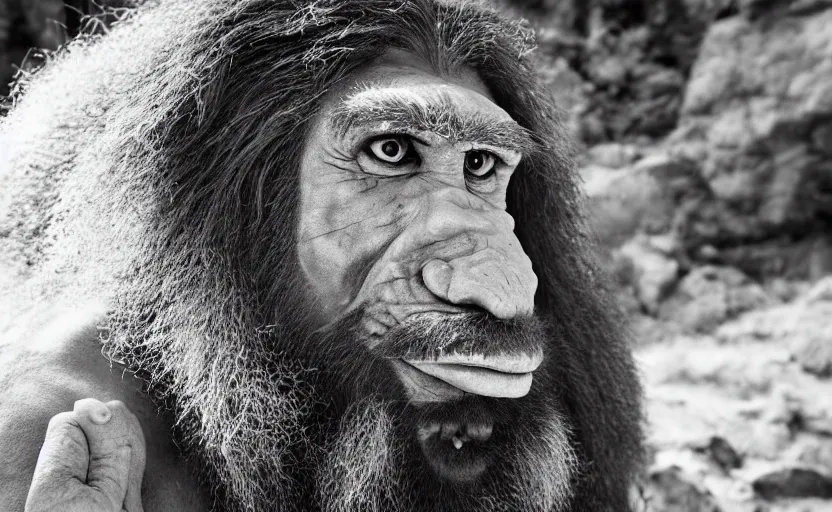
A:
[25, 411, 91, 511]
[73, 399, 146, 512]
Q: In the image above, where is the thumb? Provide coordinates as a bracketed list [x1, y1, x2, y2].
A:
[73, 399, 132, 510]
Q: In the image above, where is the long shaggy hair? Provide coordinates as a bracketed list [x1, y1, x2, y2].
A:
[0, 0, 644, 510]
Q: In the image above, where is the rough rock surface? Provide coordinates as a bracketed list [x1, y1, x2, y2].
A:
[638, 284, 832, 510]
[522, 0, 832, 510]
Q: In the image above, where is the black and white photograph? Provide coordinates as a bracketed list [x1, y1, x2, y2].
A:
[0, 0, 830, 510]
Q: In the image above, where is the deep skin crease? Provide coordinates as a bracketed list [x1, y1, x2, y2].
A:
[0, 1, 644, 511]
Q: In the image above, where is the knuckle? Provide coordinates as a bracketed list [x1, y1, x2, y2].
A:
[104, 400, 128, 414]
[88, 463, 125, 492]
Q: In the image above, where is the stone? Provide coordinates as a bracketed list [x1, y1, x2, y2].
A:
[752, 467, 832, 500]
[667, 8, 832, 280]
[759, 145, 819, 227]
[618, 237, 680, 314]
[764, 278, 804, 302]
[649, 233, 680, 256]
[716, 235, 832, 280]
[589, 55, 629, 87]
[716, 300, 832, 374]
[761, 384, 803, 425]
[708, 436, 743, 472]
[746, 422, 793, 460]
[644, 467, 721, 512]
[808, 235, 832, 280]
[788, 0, 832, 15]
[536, 54, 587, 118]
[798, 381, 832, 435]
[784, 433, 832, 470]
[681, 18, 750, 116]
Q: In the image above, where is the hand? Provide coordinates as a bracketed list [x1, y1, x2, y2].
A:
[25, 399, 146, 512]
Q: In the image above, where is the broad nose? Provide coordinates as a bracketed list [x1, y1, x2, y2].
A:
[417, 188, 537, 320]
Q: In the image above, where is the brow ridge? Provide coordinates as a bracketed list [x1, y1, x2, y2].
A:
[331, 89, 537, 154]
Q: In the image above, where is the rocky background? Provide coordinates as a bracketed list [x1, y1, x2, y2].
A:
[1, 0, 831, 510]
[510, 0, 832, 510]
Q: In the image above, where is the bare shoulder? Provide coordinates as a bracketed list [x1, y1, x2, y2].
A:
[0, 303, 209, 512]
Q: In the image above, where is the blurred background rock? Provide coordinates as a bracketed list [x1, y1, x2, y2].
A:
[511, 1, 832, 510]
[1, 0, 830, 510]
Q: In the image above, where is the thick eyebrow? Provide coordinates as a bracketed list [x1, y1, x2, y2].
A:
[329, 89, 538, 155]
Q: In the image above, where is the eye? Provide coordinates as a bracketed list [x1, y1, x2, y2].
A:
[367, 137, 411, 164]
[464, 150, 497, 180]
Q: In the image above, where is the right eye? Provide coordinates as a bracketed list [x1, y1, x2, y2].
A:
[367, 137, 411, 164]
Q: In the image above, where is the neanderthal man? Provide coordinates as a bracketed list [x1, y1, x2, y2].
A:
[0, 0, 644, 510]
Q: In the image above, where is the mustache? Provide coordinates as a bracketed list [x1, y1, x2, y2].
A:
[373, 311, 548, 361]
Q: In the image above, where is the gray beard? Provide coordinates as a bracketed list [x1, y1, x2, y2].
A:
[318, 398, 577, 512]
[106, 310, 577, 512]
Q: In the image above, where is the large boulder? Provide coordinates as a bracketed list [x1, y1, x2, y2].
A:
[581, 3, 832, 332]
[668, 7, 832, 278]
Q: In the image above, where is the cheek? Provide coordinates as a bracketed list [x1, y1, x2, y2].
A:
[296, 180, 413, 320]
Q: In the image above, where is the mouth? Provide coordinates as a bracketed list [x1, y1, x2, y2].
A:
[416, 412, 496, 483]
[401, 350, 543, 398]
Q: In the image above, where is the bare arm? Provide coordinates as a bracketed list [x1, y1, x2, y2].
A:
[0, 308, 207, 512]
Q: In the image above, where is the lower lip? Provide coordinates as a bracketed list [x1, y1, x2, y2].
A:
[402, 360, 534, 398]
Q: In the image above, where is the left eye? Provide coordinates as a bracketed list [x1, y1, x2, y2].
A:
[368, 137, 410, 164]
[464, 150, 497, 179]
